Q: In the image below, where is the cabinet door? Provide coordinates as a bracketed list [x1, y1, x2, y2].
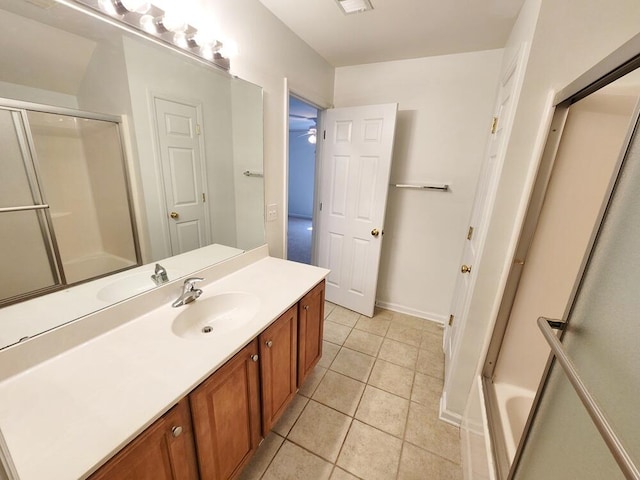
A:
[259, 305, 298, 435]
[89, 398, 198, 480]
[298, 280, 326, 386]
[190, 340, 261, 480]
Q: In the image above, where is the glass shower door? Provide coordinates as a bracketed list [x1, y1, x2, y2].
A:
[0, 107, 60, 304]
[513, 114, 640, 478]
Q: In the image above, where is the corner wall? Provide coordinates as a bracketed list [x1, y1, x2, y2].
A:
[333, 50, 503, 320]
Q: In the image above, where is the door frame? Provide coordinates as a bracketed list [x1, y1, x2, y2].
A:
[149, 91, 212, 256]
[283, 80, 329, 264]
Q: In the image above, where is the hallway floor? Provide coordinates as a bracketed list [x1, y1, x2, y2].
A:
[239, 303, 462, 480]
[287, 216, 312, 265]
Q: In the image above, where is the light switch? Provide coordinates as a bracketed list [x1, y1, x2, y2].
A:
[267, 203, 278, 222]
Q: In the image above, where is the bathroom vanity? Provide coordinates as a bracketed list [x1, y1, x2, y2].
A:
[0, 246, 328, 479]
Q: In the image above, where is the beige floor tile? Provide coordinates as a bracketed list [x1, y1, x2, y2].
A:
[354, 316, 391, 336]
[416, 346, 444, 379]
[330, 467, 360, 480]
[262, 440, 333, 480]
[421, 321, 444, 339]
[378, 338, 418, 369]
[318, 341, 341, 368]
[299, 365, 327, 397]
[355, 386, 409, 437]
[343, 329, 383, 356]
[412, 372, 443, 410]
[386, 323, 422, 347]
[238, 432, 284, 480]
[325, 301, 337, 319]
[330, 347, 375, 382]
[368, 359, 414, 399]
[420, 330, 443, 351]
[372, 307, 394, 320]
[405, 402, 461, 464]
[312, 370, 366, 416]
[327, 307, 360, 327]
[391, 313, 428, 330]
[288, 400, 352, 462]
[324, 321, 352, 346]
[272, 394, 309, 437]
[337, 420, 402, 480]
[398, 442, 462, 480]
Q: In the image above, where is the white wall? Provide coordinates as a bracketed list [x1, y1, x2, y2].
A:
[333, 50, 503, 321]
[176, 0, 335, 259]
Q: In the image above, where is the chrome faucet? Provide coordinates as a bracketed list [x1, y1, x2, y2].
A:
[151, 263, 169, 286]
[172, 277, 204, 307]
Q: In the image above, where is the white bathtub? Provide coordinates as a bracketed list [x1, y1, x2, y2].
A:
[63, 252, 136, 284]
[493, 383, 536, 461]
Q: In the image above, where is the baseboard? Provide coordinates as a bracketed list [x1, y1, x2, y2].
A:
[374, 300, 447, 325]
[439, 391, 463, 426]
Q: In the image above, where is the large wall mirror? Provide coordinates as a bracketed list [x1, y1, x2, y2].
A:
[0, 0, 265, 349]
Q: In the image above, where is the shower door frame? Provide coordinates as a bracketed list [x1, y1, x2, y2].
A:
[0, 97, 143, 306]
[480, 32, 640, 480]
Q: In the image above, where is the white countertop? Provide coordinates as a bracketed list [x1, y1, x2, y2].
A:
[0, 250, 328, 480]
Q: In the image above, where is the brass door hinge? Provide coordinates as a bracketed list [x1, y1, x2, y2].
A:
[491, 116, 498, 134]
[448, 314, 454, 326]
[467, 226, 474, 240]
[196, 124, 201, 135]
[202, 193, 206, 202]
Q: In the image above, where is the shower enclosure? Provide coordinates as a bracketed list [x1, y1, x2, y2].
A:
[0, 101, 140, 306]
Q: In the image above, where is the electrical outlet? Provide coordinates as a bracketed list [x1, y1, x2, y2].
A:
[266, 203, 278, 222]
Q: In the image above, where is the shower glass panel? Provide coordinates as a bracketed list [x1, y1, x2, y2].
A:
[514, 113, 640, 478]
[0, 107, 58, 303]
[27, 111, 138, 284]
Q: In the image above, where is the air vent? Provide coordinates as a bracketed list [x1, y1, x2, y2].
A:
[336, 0, 373, 15]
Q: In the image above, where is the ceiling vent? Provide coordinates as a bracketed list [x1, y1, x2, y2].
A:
[336, 0, 373, 15]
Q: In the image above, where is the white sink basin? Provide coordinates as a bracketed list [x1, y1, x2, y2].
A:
[97, 270, 183, 302]
[171, 292, 260, 339]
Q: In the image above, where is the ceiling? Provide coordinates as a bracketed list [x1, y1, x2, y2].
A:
[289, 96, 318, 131]
[259, 0, 525, 67]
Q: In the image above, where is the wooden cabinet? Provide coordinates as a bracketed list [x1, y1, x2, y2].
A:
[297, 280, 325, 386]
[259, 305, 298, 435]
[89, 398, 198, 480]
[189, 339, 261, 480]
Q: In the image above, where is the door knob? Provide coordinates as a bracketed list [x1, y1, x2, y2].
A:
[251, 354, 259, 362]
[461, 264, 472, 274]
[170, 211, 179, 219]
[371, 228, 380, 237]
[266, 340, 273, 348]
[171, 426, 183, 438]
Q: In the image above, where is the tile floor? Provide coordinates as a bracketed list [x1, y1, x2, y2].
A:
[239, 303, 462, 480]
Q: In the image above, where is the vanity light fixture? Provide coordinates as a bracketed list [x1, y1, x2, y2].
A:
[336, 0, 374, 14]
[74, 0, 237, 71]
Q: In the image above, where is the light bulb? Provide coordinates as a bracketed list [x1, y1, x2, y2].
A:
[139, 14, 156, 33]
[308, 134, 317, 145]
[98, 0, 119, 16]
[201, 45, 214, 60]
[120, 0, 151, 14]
[195, 28, 217, 48]
[219, 39, 238, 58]
[173, 32, 188, 49]
[161, 10, 187, 33]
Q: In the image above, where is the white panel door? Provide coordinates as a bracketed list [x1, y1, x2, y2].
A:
[154, 97, 210, 255]
[444, 46, 527, 378]
[317, 103, 398, 317]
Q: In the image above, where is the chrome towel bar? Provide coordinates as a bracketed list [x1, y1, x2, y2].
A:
[243, 170, 263, 177]
[538, 317, 640, 479]
[390, 183, 449, 191]
[0, 204, 49, 213]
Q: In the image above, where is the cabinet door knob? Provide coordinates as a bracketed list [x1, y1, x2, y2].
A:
[266, 340, 273, 348]
[251, 354, 259, 362]
[303, 305, 310, 310]
[171, 426, 183, 438]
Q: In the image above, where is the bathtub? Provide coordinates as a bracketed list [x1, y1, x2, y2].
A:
[492, 382, 536, 461]
[63, 252, 136, 284]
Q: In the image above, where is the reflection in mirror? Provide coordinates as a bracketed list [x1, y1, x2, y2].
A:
[0, 0, 265, 349]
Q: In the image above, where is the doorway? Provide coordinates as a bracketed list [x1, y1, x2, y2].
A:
[287, 96, 319, 265]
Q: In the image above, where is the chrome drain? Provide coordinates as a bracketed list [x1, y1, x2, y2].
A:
[201, 326, 213, 334]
